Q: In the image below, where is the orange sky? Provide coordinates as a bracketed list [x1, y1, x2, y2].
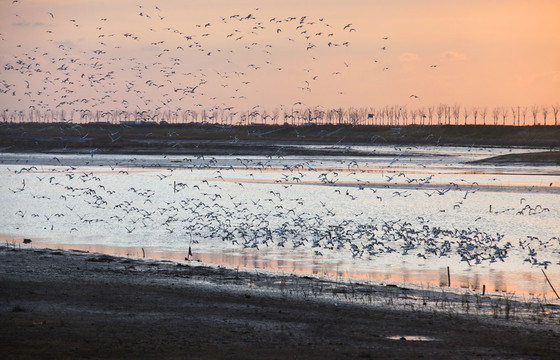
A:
[1, 0, 559, 115]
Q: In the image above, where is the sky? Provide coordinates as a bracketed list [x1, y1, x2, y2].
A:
[1, 0, 559, 119]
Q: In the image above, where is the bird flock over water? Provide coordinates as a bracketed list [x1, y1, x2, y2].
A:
[1, 2, 558, 273]
[3, 149, 558, 270]
[1, 1, 434, 119]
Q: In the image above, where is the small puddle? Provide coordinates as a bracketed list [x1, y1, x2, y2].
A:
[386, 335, 439, 342]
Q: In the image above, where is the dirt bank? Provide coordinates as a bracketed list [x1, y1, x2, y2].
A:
[2, 245, 559, 359]
[1, 123, 559, 156]
[469, 150, 560, 166]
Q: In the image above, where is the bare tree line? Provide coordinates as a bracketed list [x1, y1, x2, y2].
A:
[2, 104, 559, 126]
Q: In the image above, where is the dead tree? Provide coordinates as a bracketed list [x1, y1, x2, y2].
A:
[393, 106, 401, 126]
[452, 104, 461, 125]
[531, 105, 539, 126]
[410, 109, 418, 125]
[419, 108, 426, 125]
[472, 107, 479, 125]
[436, 105, 445, 125]
[481, 107, 488, 126]
[511, 106, 518, 126]
[521, 107, 528, 126]
[463, 107, 470, 125]
[401, 107, 408, 126]
[542, 105, 549, 126]
[501, 107, 509, 126]
[492, 107, 500, 125]
[552, 105, 559, 126]
[427, 107, 434, 126]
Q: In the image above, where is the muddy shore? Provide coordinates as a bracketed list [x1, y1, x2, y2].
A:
[1, 123, 560, 157]
[2, 245, 559, 359]
[1, 123, 560, 167]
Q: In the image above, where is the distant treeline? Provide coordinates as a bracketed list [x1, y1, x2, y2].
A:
[2, 104, 560, 127]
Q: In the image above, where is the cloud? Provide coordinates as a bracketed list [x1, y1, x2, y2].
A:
[440, 51, 467, 61]
[398, 52, 419, 62]
[523, 70, 560, 84]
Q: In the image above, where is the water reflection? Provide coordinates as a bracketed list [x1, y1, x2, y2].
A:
[1, 146, 559, 299]
[386, 335, 439, 341]
[12, 238, 559, 297]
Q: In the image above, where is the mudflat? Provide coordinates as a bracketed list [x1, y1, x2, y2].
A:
[1, 123, 560, 155]
[2, 245, 559, 359]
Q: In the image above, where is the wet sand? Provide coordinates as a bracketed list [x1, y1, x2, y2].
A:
[469, 150, 560, 166]
[2, 245, 560, 359]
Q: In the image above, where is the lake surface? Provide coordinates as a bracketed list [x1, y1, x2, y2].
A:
[1, 144, 559, 296]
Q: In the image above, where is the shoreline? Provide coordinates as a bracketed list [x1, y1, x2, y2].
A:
[2, 121, 560, 166]
[4, 236, 560, 298]
[1, 123, 560, 158]
[1, 140, 559, 167]
[2, 244, 560, 358]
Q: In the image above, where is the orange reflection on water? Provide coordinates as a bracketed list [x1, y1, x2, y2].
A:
[9, 237, 559, 298]
[9, 163, 558, 190]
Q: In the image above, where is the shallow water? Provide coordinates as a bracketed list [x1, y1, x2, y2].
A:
[386, 335, 439, 342]
[1, 144, 559, 296]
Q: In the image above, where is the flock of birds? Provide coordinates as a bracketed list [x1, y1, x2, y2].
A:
[1, 2, 557, 275]
[3, 142, 558, 270]
[1, 1, 435, 120]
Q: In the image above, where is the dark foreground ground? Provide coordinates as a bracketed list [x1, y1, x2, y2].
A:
[2, 245, 559, 359]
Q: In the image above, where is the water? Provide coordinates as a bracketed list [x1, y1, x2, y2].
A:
[1, 144, 559, 296]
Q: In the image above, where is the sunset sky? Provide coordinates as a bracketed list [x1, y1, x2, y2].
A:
[1, 0, 559, 116]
